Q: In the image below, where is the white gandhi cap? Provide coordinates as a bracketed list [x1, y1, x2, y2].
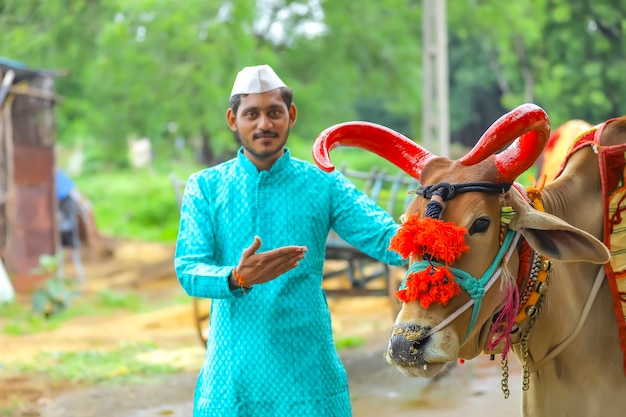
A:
[230, 64, 287, 98]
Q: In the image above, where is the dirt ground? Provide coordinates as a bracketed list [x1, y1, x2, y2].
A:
[0, 241, 522, 417]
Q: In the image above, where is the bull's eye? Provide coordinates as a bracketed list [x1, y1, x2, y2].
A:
[468, 216, 490, 235]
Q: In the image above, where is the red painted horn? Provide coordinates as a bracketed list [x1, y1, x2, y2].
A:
[312, 121, 434, 180]
[459, 103, 550, 182]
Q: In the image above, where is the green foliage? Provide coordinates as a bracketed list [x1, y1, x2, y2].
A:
[31, 278, 74, 317]
[30, 254, 76, 318]
[2, 312, 64, 335]
[3, 0, 626, 208]
[0, 300, 65, 334]
[1, 0, 426, 164]
[1, 290, 150, 335]
[335, 335, 367, 351]
[73, 168, 198, 242]
[95, 289, 145, 311]
[70, 148, 412, 242]
[9, 342, 178, 384]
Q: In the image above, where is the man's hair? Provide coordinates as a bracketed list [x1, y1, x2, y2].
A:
[229, 87, 294, 114]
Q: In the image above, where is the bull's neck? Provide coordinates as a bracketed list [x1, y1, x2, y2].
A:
[538, 179, 603, 239]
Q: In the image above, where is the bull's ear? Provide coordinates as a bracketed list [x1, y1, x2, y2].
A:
[506, 190, 610, 264]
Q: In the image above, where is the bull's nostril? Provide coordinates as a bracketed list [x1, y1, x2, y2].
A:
[388, 325, 432, 365]
[412, 338, 428, 350]
[408, 334, 430, 355]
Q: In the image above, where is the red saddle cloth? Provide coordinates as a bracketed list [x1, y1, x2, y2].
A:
[557, 119, 626, 374]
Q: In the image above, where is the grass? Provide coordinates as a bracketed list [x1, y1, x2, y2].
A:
[335, 335, 367, 351]
[72, 159, 203, 243]
[7, 341, 179, 385]
[1, 288, 194, 389]
[1, 401, 23, 417]
[73, 170, 183, 242]
[0, 289, 171, 336]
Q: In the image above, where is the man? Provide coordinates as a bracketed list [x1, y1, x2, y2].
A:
[175, 64, 405, 416]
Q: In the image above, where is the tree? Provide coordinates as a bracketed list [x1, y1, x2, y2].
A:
[2, 0, 626, 165]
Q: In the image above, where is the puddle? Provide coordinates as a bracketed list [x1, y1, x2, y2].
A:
[349, 354, 521, 417]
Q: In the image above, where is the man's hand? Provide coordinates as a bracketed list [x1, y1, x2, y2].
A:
[230, 236, 307, 289]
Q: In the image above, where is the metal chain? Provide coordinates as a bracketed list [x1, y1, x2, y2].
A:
[500, 188, 549, 396]
[520, 314, 537, 391]
[500, 356, 510, 398]
[500, 284, 541, 396]
[519, 266, 549, 391]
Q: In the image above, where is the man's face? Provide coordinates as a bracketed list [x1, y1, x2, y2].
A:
[226, 89, 296, 168]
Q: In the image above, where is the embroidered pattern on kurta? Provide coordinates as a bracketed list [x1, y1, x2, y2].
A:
[175, 148, 405, 416]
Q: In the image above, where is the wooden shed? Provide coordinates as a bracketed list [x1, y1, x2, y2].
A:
[0, 57, 60, 291]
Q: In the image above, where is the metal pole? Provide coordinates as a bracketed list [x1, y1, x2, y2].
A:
[436, 0, 449, 158]
[422, 0, 449, 157]
[422, 0, 434, 152]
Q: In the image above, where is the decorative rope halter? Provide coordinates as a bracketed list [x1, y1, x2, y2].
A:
[392, 181, 520, 343]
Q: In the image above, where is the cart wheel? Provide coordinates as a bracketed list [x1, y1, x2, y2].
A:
[192, 297, 211, 347]
[388, 266, 403, 320]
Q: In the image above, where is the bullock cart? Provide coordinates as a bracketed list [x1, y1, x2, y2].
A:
[170, 165, 416, 346]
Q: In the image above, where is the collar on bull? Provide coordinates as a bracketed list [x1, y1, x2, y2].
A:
[391, 179, 520, 343]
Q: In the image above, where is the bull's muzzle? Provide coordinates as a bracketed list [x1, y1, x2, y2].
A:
[386, 324, 432, 366]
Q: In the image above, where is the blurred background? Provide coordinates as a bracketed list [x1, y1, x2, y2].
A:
[2, 0, 625, 243]
[0, 1, 624, 415]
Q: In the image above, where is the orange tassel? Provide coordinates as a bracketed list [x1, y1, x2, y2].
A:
[390, 216, 469, 263]
[396, 265, 461, 307]
[392, 215, 467, 307]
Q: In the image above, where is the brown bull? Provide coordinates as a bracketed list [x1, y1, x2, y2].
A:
[313, 104, 626, 417]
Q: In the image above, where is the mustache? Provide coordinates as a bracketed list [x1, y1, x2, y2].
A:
[253, 130, 279, 139]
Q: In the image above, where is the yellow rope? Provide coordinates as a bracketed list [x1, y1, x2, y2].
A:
[525, 174, 547, 211]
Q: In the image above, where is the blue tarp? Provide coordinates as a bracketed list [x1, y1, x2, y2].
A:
[55, 169, 75, 200]
[0, 56, 57, 82]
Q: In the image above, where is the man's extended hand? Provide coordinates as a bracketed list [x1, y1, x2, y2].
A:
[231, 236, 307, 288]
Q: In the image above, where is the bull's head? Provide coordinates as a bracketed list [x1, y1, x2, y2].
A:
[312, 104, 609, 378]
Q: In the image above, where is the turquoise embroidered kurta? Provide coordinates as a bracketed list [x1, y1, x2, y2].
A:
[175, 148, 405, 417]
